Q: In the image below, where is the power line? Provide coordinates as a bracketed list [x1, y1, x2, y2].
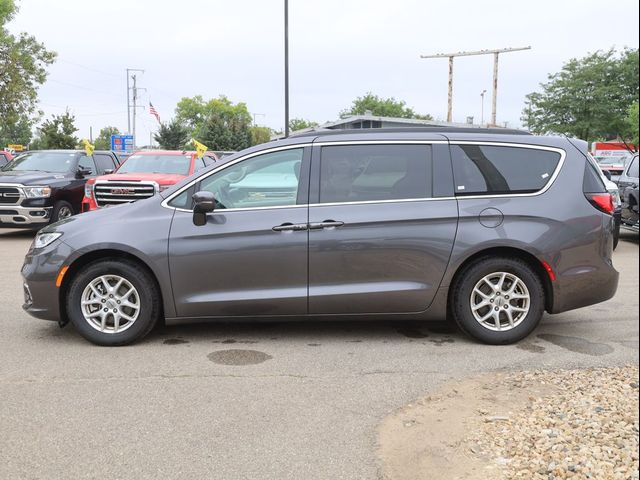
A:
[57, 58, 121, 79]
[47, 79, 122, 99]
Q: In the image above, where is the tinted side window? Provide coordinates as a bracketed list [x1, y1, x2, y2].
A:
[451, 145, 561, 195]
[77, 155, 96, 175]
[628, 157, 639, 178]
[319, 145, 432, 203]
[199, 148, 303, 209]
[94, 154, 116, 174]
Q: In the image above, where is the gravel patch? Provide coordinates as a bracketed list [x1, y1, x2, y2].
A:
[471, 365, 639, 479]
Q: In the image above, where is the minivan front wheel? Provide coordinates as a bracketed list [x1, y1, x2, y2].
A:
[66, 259, 161, 346]
[451, 257, 545, 344]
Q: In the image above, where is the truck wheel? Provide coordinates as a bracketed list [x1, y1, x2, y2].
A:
[66, 259, 161, 346]
[51, 200, 74, 223]
[451, 257, 545, 345]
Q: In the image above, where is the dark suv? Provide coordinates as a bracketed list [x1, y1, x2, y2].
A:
[21, 129, 619, 346]
[1, 150, 120, 228]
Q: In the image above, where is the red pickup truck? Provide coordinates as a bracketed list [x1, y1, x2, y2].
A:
[82, 150, 218, 211]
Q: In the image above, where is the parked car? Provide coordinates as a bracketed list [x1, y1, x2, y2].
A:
[22, 128, 619, 346]
[0, 150, 120, 229]
[0, 150, 13, 167]
[604, 178, 622, 249]
[617, 154, 639, 232]
[81, 150, 218, 211]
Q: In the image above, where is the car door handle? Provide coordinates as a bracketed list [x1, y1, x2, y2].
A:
[272, 222, 308, 232]
[309, 220, 345, 230]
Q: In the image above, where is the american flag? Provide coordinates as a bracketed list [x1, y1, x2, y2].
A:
[149, 102, 160, 123]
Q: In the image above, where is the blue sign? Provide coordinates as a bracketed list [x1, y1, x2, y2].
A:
[111, 134, 134, 153]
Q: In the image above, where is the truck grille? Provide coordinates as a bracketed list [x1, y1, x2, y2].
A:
[0, 186, 22, 205]
[94, 181, 157, 208]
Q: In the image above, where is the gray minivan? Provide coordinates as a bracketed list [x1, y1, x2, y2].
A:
[21, 128, 619, 346]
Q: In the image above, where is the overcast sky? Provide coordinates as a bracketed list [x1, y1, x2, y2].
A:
[8, 0, 640, 145]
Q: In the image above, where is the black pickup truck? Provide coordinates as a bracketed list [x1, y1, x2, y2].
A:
[0, 150, 120, 229]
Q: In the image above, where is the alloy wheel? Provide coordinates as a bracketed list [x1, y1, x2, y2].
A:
[469, 272, 530, 331]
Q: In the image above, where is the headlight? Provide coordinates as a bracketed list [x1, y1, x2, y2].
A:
[23, 186, 52, 198]
[159, 185, 171, 192]
[34, 232, 62, 249]
[84, 183, 93, 198]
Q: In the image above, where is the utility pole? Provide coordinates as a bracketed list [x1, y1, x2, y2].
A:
[284, 0, 290, 138]
[480, 89, 487, 125]
[126, 68, 144, 136]
[420, 46, 530, 125]
[129, 72, 146, 148]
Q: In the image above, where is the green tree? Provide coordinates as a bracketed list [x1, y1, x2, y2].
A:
[250, 126, 272, 146]
[93, 126, 120, 150]
[289, 118, 319, 132]
[175, 95, 253, 150]
[626, 103, 639, 144]
[38, 111, 78, 149]
[522, 48, 639, 141]
[0, 113, 31, 147]
[340, 92, 432, 120]
[153, 119, 190, 150]
[1, 0, 56, 138]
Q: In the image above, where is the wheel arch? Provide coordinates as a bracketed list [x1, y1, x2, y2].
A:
[59, 249, 166, 324]
[447, 246, 554, 313]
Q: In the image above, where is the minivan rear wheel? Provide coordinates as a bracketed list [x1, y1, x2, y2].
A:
[66, 259, 161, 346]
[451, 257, 545, 344]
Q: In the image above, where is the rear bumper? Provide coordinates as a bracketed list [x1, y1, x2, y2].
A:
[550, 258, 619, 314]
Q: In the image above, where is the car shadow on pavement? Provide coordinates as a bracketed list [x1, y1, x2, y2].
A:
[619, 231, 639, 245]
[0, 229, 37, 239]
[30, 318, 470, 347]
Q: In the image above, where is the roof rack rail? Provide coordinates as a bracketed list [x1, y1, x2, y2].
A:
[289, 126, 532, 138]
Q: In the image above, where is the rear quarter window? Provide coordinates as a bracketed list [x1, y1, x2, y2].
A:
[451, 144, 562, 195]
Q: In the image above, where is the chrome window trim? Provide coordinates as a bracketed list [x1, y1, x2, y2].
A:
[448, 142, 566, 199]
[162, 140, 567, 212]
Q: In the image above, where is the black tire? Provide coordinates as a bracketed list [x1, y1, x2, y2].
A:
[66, 259, 161, 346]
[451, 256, 545, 345]
[51, 200, 74, 223]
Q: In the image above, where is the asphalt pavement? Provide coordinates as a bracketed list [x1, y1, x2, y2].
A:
[0, 228, 637, 480]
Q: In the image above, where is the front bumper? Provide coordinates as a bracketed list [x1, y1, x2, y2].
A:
[0, 205, 51, 228]
[21, 240, 74, 322]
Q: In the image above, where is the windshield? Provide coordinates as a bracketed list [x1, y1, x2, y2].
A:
[116, 154, 191, 175]
[594, 154, 633, 166]
[1, 151, 77, 173]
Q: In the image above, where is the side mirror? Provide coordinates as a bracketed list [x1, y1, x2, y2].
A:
[103, 169, 114, 175]
[192, 191, 216, 226]
[76, 167, 92, 179]
[603, 170, 612, 181]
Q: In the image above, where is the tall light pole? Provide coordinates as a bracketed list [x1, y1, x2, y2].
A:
[420, 46, 530, 125]
[284, 0, 290, 138]
[480, 89, 487, 125]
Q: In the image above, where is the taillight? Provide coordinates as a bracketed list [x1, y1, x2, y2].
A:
[585, 193, 614, 215]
